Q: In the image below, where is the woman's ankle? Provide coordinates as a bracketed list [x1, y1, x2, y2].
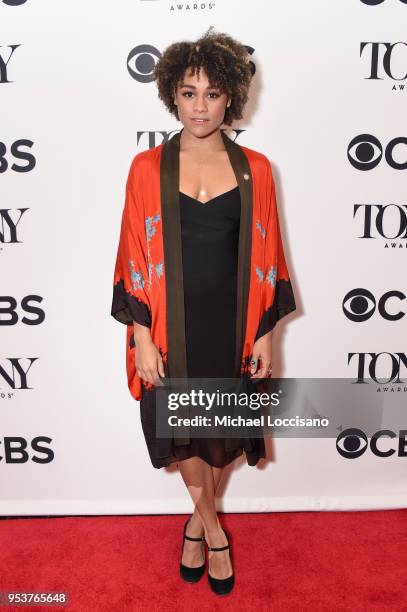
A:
[204, 520, 227, 544]
[187, 513, 204, 536]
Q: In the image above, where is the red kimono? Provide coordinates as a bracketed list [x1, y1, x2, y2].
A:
[111, 128, 296, 453]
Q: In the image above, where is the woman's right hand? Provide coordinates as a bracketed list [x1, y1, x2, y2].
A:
[133, 323, 165, 386]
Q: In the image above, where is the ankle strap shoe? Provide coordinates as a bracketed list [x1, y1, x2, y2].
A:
[179, 517, 206, 583]
[207, 527, 234, 595]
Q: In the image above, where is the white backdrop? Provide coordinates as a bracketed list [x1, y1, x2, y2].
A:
[1, 0, 406, 515]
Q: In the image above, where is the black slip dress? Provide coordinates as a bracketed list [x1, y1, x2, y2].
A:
[139, 185, 266, 468]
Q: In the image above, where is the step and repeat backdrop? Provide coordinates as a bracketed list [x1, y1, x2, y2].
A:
[1, 0, 406, 514]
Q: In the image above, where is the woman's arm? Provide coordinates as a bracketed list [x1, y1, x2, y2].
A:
[250, 158, 296, 379]
[133, 322, 165, 386]
[250, 330, 273, 378]
[111, 155, 164, 388]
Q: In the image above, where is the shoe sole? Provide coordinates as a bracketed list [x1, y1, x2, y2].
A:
[180, 566, 205, 583]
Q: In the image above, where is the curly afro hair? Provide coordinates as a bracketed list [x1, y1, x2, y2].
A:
[152, 26, 253, 126]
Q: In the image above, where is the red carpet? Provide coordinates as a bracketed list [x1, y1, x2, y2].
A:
[0, 511, 406, 611]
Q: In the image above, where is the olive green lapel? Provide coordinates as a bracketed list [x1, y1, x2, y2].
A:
[220, 130, 253, 377]
[160, 131, 187, 381]
[160, 130, 190, 446]
[160, 128, 253, 449]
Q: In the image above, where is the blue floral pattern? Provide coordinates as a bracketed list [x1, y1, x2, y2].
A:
[266, 266, 276, 288]
[127, 211, 164, 294]
[155, 262, 164, 278]
[129, 260, 145, 291]
[255, 266, 264, 282]
[145, 213, 161, 242]
[255, 265, 276, 288]
[256, 219, 266, 239]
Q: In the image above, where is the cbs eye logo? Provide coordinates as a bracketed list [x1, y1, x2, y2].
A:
[342, 288, 406, 322]
[127, 45, 161, 83]
[347, 134, 407, 170]
[336, 428, 368, 458]
[336, 428, 407, 458]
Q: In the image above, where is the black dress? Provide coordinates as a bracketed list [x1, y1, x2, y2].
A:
[139, 186, 266, 469]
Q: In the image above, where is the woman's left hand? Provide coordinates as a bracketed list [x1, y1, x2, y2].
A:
[249, 330, 273, 378]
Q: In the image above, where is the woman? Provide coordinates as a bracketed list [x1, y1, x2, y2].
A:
[111, 28, 296, 595]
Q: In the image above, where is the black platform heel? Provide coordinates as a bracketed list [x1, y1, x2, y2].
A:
[207, 527, 234, 595]
[179, 517, 206, 583]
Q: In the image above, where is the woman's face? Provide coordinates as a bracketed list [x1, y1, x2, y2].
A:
[174, 66, 230, 136]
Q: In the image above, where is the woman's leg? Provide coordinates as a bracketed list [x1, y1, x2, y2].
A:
[188, 464, 223, 534]
[179, 456, 233, 579]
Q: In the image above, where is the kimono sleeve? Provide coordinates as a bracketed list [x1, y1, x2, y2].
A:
[111, 156, 152, 327]
[255, 159, 296, 341]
